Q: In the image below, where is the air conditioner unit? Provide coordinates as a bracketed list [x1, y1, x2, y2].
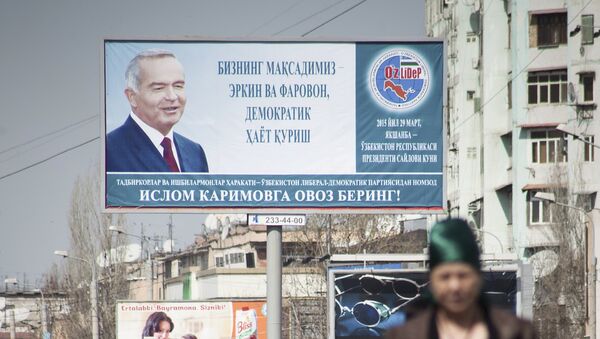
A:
[445, 0, 455, 4]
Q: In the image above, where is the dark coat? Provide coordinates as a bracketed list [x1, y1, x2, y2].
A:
[106, 116, 208, 173]
[384, 306, 536, 339]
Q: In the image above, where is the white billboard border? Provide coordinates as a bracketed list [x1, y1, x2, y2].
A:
[99, 37, 447, 215]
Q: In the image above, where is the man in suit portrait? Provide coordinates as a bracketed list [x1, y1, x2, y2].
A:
[106, 49, 209, 173]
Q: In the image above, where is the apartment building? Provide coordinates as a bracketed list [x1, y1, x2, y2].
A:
[426, 0, 599, 337]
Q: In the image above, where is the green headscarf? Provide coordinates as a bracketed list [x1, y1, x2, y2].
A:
[429, 218, 481, 271]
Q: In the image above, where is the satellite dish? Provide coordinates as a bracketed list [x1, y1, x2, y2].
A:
[96, 249, 114, 268]
[0, 308, 31, 322]
[205, 214, 246, 230]
[529, 249, 559, 278]
[96, 244, 141, 267]
[163, 239, 174, 253]
[221, 217, 231, 240]
[568, 82, 576, 103]
[14, 308, 30, 322]
[122, 244, 142, 263]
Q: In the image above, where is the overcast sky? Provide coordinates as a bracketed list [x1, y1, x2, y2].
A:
[0, 0, 425, 286]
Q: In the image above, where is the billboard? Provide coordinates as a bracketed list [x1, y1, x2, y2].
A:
[117, 301, 266, 339]
[328, 267, 519, 338]
[102, 40, 445, 212]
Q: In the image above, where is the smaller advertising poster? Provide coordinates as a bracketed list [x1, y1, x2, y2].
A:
[329, 268, 517, 338]
[117, 301, 266, 339]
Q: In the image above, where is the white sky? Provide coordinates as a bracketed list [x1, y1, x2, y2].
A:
[0, 0, 425, 286]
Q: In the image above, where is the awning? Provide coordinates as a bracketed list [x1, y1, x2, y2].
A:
[495, 183, 512, 192]
[527, 66, 568, 73]
[521, 183, 551, 191]
[518, 122, 562, 129]
[573, 190, 597, 195]
[529, 8, 567, 16]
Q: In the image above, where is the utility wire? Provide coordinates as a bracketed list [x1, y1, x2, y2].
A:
[274, 0, 348, 36]
[246, 0, 306, 36]
[0, 137, 99, 181]
[0, 115, 98, 156]
[451, 0, 594, 134]
[302, 0, 367, 37]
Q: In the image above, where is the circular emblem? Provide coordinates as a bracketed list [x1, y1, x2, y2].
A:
[370, 50, 429, 110]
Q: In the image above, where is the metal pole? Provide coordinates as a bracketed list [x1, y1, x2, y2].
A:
[266, 225, 282, 339]
[41, 304, 49, 339]
[39, 289, 49, 339]
[583, 212, 596, 339]
[9, 309, 16, 339]
[90, 262, 99, 339]
[147, 258, 153, 300]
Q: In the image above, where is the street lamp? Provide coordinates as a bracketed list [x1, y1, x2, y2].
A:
[474, 229, 505, 254]
[4, 279, 50, 339]
[54, 250, 98, 339]
[109, 225, 153, 301]
[556, 123, 600, 150]
[533, 191, 596, 339]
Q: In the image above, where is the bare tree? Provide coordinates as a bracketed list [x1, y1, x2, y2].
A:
[533, 165, 586, 338]
[50, 165, 129, 339]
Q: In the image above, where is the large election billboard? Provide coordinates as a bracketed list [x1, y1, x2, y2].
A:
[102, 40, 445, 212]
[117, 300, 266, 339]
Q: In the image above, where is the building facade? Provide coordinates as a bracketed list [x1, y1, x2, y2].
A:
[426, 0, 600, 337]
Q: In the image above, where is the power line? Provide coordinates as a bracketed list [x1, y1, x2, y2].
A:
[302, 0, 367, 37]
[274, 0, 348, 36]
[0, 137, 99, 181]
[246, 0, 306, 36]
[0, 115, 98, 156]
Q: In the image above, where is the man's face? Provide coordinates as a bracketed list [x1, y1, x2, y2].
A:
[429, 262, 482, 314]
[153, 320, 171, 339]
[126, 56, 186, 136]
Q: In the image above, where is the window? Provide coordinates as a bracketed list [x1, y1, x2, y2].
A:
[580, 72, 595, 102]
[528, 70, 567, 104]
[530, 12, 567, 47]
[228, 252, 245, 264]
[215, 256, 224, 267]
[467, 90, 475, 100]
[529, 191, 553, 224]
[199, 254, 208, 270]
[165, 260, 172, 278]
[508, 14, 512, 49]
[531, 130, 567, 163]
[507, 80, 512, 108]
[582, 14, 594, 45]
[584, 135, 595, 162]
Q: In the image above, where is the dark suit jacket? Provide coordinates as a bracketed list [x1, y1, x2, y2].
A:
[106, 116, 209, 173]
[384, 306, 536, 339]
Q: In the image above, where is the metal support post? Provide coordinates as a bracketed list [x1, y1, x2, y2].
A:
[10, 309, 16, 339]
[266, 226, 282, 339]
[91, 264, 99, 339]
[41, 303, 49, 339]
[147, 258, 154, 300]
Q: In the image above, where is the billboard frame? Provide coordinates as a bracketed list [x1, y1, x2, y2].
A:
[327, 261, 525, 339]
[100, 37, 447, 214]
